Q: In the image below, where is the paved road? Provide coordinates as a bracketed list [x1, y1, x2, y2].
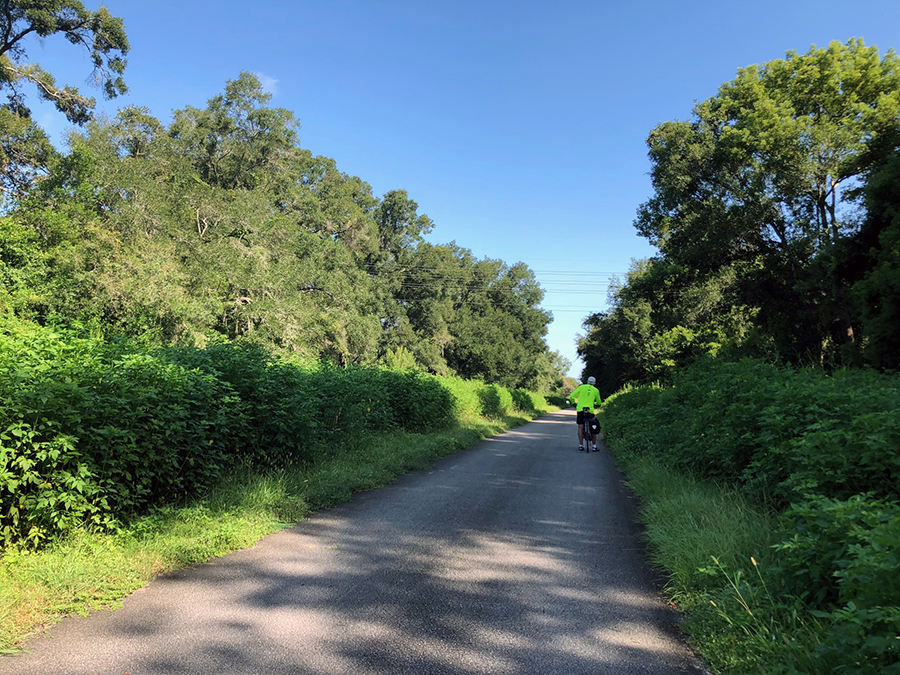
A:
[2, 411, 707, 675]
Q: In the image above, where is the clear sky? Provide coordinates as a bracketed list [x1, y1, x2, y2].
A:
[29, 0, 900, 376]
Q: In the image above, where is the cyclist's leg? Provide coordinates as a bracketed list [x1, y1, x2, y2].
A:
[576, 411, 584, 449]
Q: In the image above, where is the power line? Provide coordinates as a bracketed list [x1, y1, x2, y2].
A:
[358, 262, 624, 277]
[543, 309, 604, 314]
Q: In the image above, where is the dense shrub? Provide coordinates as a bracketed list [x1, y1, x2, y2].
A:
[511, 388, 546, 414]
[544, 394, 569, 408]
[1, 317, 547, 547]
[601, 358, 900, 674]
[380, 369, 455, 433]
[159, 350, 458, 461]
[773, 495, 900, 610]
[744, 380, 900, 506]
[773, 495, 900, 674]
[477, 383, 514, 418]
[597, 384, 674, 468]
[438, 378, 544, 420]
[0, 319, 240, 546]
[440, 377, 484, 419]
[602, 359, 900, 506]
[160, 343, 317, 466]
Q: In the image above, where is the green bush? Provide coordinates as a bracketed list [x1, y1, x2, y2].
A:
[0, 313, 553, 548]
[1, 317, 549, 548]
[511, 388, 546, 413]
[381, 369, 454, 433]
[602, 359, 900, 506]
[773, 495, 900, 610]
[773, 495, 900, 674]
[0, 318, 240, 546]
[159, 351, 451, 462]
[440, 377, 484, 420]
[745, 395, 900, 506]
[0, 418, 97, 545]
[602, 359, 900, 674]
[544, 394, 568, 408]
[477, 383, 514, 418]
[160, 343, 317, 466]
[596, 383, 669, 461]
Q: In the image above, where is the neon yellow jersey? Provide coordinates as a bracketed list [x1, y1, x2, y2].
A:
[569, 384, 602, 411]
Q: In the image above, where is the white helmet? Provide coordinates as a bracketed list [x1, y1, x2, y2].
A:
[587, 376, 596, 384]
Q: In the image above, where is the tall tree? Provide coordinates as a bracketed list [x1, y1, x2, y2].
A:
[851, 148, 900, 369]
[0, 0, 128, 197]
[634, 39, 900, 362]
[579, 40, 900, 389]
[374, 189, 433, 258]
[168, 72, 297, 194]
[3, 68, 561, 383]
[639, 40, 899, 265]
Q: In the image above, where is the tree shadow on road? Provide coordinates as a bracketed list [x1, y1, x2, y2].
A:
[4, 412, 705, 675]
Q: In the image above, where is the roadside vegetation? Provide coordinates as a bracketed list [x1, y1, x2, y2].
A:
[2, 3, 898, 672]
[601, 361, 900, 674]
[0, 4, 570, 391]
[0, 1, 566, 653]
[577, 38, 900, 675]
[0, 314, 554, 653]
[580, 40, 900, 392]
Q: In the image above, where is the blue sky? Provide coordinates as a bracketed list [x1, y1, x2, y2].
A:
[29, 0, 900, 376]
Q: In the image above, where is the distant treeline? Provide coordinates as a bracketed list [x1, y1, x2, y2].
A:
[579, 40, 900, 394]
[0, 1, 569, 392]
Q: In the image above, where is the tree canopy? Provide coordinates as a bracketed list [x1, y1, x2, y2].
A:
[580, 40, 900, 394]
[0, 0, 128, 197]
[0, 64, 568, 391]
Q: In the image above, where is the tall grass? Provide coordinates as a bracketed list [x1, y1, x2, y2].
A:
[617, 457, 832, 674]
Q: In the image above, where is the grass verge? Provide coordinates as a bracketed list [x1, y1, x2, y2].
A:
[0, 411, 545, 654]
[614, 456, 832, 674]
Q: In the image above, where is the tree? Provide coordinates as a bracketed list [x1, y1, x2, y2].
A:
[0, 0, 128, 197]
[2, 68, 560, 380]
[639, 40, 899, 262]
[634, 39, 900, 364]
[290, 150, 379, 252]
[440, 252, 551, 388]
[374, 189, 433, 258]
[376, 240, 555, 387]
[851, 148, 900, 368]
[581, 40, 900, 389]
[168, 72, 298, 194]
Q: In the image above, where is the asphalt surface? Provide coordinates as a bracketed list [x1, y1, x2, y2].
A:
[1, 410, 708, 674]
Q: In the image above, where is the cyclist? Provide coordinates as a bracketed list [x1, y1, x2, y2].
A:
[568, 376, 602, 451]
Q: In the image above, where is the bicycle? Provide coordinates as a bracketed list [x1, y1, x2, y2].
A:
[581, 407, 595, 453]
